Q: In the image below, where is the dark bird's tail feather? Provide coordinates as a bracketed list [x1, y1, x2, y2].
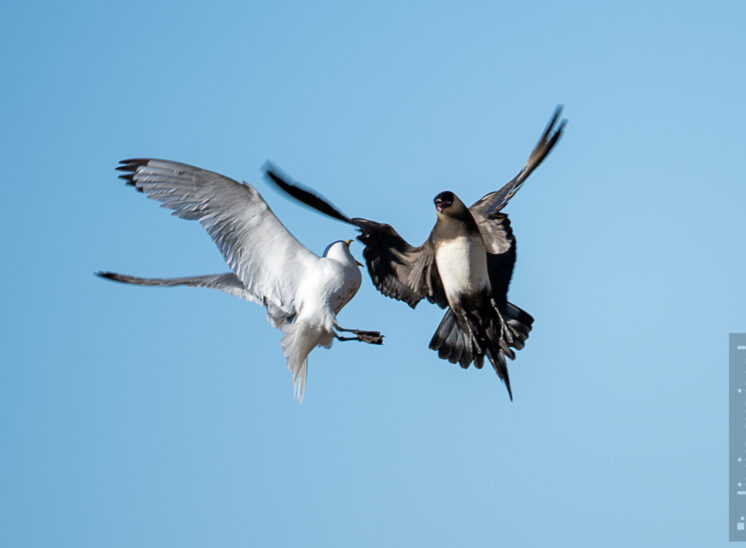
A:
[503, 302, 534, 351]
[428, 302, 533, 400]
[430, 310, 482, 369]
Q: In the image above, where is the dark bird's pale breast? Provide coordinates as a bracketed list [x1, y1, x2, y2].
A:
[434, 235, 490, 300]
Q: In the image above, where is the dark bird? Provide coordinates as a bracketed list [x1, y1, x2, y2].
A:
[264, 107, 566, 399]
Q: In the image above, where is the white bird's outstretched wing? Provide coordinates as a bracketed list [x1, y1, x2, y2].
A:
[117, 159, 320, 323]
[95, 271, 251, 300]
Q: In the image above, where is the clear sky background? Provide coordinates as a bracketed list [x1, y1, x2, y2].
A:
[1, 1, 745, 546]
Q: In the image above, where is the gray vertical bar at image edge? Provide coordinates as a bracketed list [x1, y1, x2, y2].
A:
[730, 334, 746, 541]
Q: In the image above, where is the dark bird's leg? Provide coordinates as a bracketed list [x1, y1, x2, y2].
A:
[489, 298, 515, 358]
[335, 326, 384, 345]
[449, 304, 484, 356]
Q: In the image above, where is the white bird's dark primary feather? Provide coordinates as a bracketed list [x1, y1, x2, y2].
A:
[264, 106, 566, 399]
[101, 159, 383, 401]
[95, 271, 249, 300]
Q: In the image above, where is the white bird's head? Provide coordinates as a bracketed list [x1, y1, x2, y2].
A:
[323, 239, 364, 268]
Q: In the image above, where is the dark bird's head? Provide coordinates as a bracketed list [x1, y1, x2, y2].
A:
[434, 191, 467, 217]
[434, 191, 455, 213]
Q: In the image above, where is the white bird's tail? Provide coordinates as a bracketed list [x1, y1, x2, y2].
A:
[280, 321, 333, 402]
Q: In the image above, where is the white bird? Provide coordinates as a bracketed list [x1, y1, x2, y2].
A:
[97, 159, 383, 401]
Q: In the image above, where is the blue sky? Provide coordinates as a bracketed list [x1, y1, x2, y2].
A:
[1, 1, 745, 546]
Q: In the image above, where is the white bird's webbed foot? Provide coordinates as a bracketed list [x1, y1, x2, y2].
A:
[334, 326, 384, 345]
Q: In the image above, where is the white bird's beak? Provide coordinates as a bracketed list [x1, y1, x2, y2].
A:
[343, 239, 363, 266]
[344, 239, 363, 266]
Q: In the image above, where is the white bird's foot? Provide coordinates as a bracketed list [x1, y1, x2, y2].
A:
[335, 327, 384, 345]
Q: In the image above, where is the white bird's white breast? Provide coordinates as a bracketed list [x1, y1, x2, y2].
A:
[435, 235, 490, 299]
[328, 263, 362, 313]
[307, 257, 361, 315]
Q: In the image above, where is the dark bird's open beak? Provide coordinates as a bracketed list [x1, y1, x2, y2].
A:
[435, 199, 450, 213]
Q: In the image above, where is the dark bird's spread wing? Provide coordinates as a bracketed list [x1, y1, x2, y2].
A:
[470, 105, 566, 220]
[469, 106, 566, 299]
[264, 105, 565, 311]
[476, 213, 516, 304]
[264, 165, 447, 309]
[354, 219, 447, 308]
[264, 106, 564, 395]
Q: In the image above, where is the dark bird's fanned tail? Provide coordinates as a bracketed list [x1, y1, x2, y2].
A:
[430, 309, 481, 369]
[503, 302, 534, 350]
[429, 301, 533, 400]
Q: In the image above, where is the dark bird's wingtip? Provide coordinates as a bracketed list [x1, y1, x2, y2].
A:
[551, 104, 565, 124]
[263, 165, 288, 188]
[542, 105, 567, 141]
[262, 161, 294, 190]
[525, 105, 567, 169]
[262, 162, 354, 225]
[260, 159, 279, 176]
